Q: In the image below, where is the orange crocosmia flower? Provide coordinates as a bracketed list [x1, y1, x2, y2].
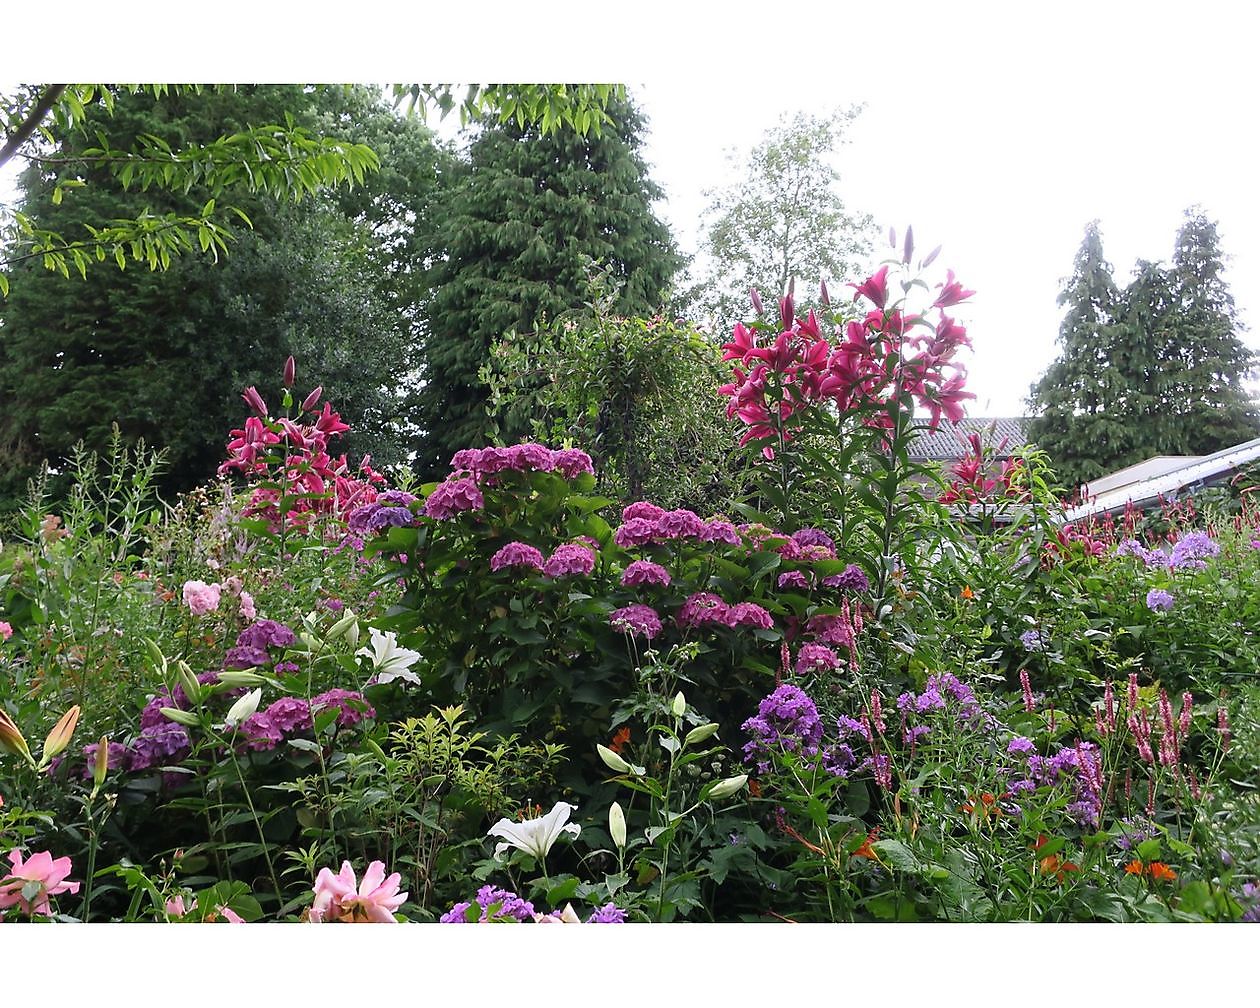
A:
[608, 726, 631, 755]
[1124, 860, 1146, 876]
[1039, 854, 1078, 882]
[1149, 862, 1177, 882]
[747, 778, 762, 798]
[960, 586, 974, 600]
[852, 828, 880, 860]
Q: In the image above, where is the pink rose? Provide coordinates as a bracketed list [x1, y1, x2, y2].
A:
[182, 580, 222, 617]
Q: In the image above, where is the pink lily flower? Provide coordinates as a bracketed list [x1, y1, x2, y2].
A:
[310, 860, 407, 923]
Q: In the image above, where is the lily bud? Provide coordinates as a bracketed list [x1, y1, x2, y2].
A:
[242, 386, 268, 418]
[888, 225, 897, 248]
[922, 244, 942, 268]
[0, 709, 34, 764]
[225, 689, 262, 728]
[706, 773, 749, 801]
[819, 279, 830, 306]
[749, 288, 764, 318]
[609, 801, 627, 850]
[902, 224, 914, 264]
[597, 744, 632, 774]
[215, 670, 266, 688]
[159, 707, 201, 728]
[779, 292, 794, 330]
[327, 610, 358, 641]
[177, 661, 202, 705]
[41, 705, 80, 763]
[143, 636, 168, 675]
[283, 355, 296, 388]
[301, 386, 323, 413]
[683, 723, 720, 747]
[92, 736, 110, 787]
[671, 692, 686, 718]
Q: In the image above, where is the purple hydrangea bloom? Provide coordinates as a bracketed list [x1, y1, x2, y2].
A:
[613, 517, 657, 548]
[794, 644, 840, 675]
[822, 564, 869, 592]
[552, 448, 595, 479]
[778, 571, 811, 591]
[506, 443, 556, 473]
[490, 541, 546, 572]
[621, 559, 671, 587]
[263, 696, 313, 734]
[621, 501, 665, 523]
[128, 724, 192, 772]
[654, 509, 706, 540]
[724, 601, 773, 630]
[310, 689, 374, 728]
[423, 477, 484, 520]
[237, 620, 297, 651]
[440, 885, 535, 923]
[609, 604, 663, 641]
[586, 903, 627, 923]
[237, 712, 283, 752]
[806, 614, 852, 647]
[541, 544, 596, 578]
[790, 527, 836, 556]
[699, 519, 741, 546]
[676, 592, 730, 628]
[742, 684, 824, 773]
[80, 739, 130, 779]
[1146, 588, 1175, 612]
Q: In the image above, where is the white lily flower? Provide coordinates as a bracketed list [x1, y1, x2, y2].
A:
[356, 627, 422, 686]
[487, 801, 581, 862]
[224, 688, 262, 727]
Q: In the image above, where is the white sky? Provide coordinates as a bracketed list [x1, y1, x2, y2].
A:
[5, 1, 1260, 418]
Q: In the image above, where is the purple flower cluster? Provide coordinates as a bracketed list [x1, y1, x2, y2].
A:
[586, 902, 627, 923]
[310, 689, 375, 728]
[1010, 739, 1103, 828]
[778, 571, 811, 591]
[613, 506, 743, 549]
[895, 673, 986, 728]
[346, 490, 419, 537]
[742, 684, 824, 774]
[621, 560, 671, 587]
[541, 544, 596, 578]
[440, 885, 536, 923]
[423, 477, 484, 520]
[726, 601, 773, 629]
[821, 564, 869, 592]
[449, 444, 595, 480]
[224, 619, 296, 670]
[125, 723, 193, 773]
[789, 527, 836, 555]
[609, 604, 663, 640]
[1146, 588, 1175, 613]
[1115, 538, 1171, 569]
[676, 592, 729, 628]
[1020, 628, 1047, 652]
[489, 541, 545, 572]
[805, 614, 853, 648]
[1169, 531, 1220, 571]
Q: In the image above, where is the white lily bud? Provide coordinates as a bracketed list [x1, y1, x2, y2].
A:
[684, 723, 719, 747]
[597, 744, 632, 774]
[671, 692, 686, 717]
[609, 801, 627, 850]
[224, 688, 262, 727]
[327, 610, 358, 641]
[159, 707, 201, 728]
[215, 671, 266, 688]
[706, 774, 749, 801]
[177, 661, 202, 705]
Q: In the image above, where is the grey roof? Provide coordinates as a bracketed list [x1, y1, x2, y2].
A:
[910, 417, 1030, 461]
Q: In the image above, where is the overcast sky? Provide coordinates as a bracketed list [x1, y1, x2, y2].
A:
[6, 2, 1260, 419]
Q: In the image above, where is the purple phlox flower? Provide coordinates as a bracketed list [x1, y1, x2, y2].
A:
[586, 903, 627, 924]
[794, 643, 840, 675]
[621, 559, 671, 587]
[423, 477, 484, 520]
[440, 885, 535, 923]
[541, 543, 596, 578]
[677, 592, 730, 628]
[1115, 538, 1171, 569]
[821, 742, 857, 779]
[903, 724, 931, 746]
[490, 541, 545, 572]
[836, 714, 872, 742]
[1020, 628, 1047, 652]
[1169, 530, 1219, 570]
[1007, 736, 1036, 756]
[1146, 588, 1175, 612]
[609, 604, 662, 641]
[742, 684, 823, 773]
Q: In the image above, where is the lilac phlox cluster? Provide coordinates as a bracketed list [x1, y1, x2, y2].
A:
[1146, 588, 1175, 613]
[586, 903, 627, 923]
[310, 689, 374, 728]
[1240, 882, 1260, 923]
[346, 490, 418, 538]
[541, 544, 596, 578]
[836, 714, 873, 743]
[224, 619, 297, 670]
[903, 725, 931, 747]
[1169, 531, 1220, 571]
[1006, 736, 1036, 756]
[790, 527, 836, 556]
[608, 604, 663, 641]
[677, 592, 730, 628]
[794, 644, 840, 675]
[1113, 819, 1157, 852]
[895, 673, 986, 728]
[422, 477, 484, 520]
[741, 684, 823, 774]
[1020, 628, 1047, 652]
[821, 564, 870, 592]
[1115, 538, 1171, 569]
[489, 541, 545, 572]
[440, 885, 535, 923]
[621, 559, 671, 587]
[821, 742, 858, 779]
[725, 601, 773, 630]
[1014, 740, 1103, 828]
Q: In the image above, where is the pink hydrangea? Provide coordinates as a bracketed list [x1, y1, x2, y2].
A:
[699, 520, 741, 545]
[622, 501, 665, 523]
[423, 478, 484, 520]
[778, 571, 811, 591]
[182, 580, 222, 617]
[490, 541, 546, 572]
[795, 644, 840, 674]
[725, 602, 774, 630]
[621, 560, 671, 587]
[609, 604, 663, 640]
[310, 860, 408, 923]
[677, 592, 730, 628]
[655, 509, 706, 539]
[507, 443, 556, 472]
[0, 849, 80, 917]
[542, 544, 596, 578]
[552, 448, 594, 479]
[613, 517, 658, 548]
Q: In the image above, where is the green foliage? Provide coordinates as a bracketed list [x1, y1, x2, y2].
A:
[687, 108, 876, 328]
[411, 95, 682, 477]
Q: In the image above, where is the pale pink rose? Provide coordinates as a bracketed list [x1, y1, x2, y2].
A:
[182, 580, 222, 617]
[309, 860, 407, 923]
[0, 849, 80, 916]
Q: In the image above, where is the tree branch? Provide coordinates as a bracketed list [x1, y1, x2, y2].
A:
[0, 85, 68, 173]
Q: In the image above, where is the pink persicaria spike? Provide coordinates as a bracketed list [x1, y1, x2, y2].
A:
[1020, 669, 1035, 713]
[1127, 672, 1139, 712]
[1179, 692, 1193, 740]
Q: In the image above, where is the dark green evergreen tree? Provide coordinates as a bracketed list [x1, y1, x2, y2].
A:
[411, 97, 681, 477]
[0, 86, 443, 505]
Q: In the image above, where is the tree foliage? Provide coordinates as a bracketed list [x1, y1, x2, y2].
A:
[687, 108, 875, 330]
[411, 96, 682, 478]
[1027, 212, 1258, 489]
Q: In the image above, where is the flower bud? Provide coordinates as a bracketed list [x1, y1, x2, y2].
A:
[177, 661, 202, 705]
[0, 709, 34, 764]
[683, 723, 719, 747]
[597, 744, 632, 774]
[609, 801, 627, 850]
[779, 292, 794, 330]
[902, 224, 914, 264]
[671, 692, 686, 718]
[242, 386, 268, 418]
[706, 774, 748, 801]
[301, 386, 323, 413]
[225, 688, 262, 727]
[819, 279, 830, 306]
[215, 670, 266, 688]
[143, 636, 168, 675]
[327, 610, 358, 641]
[159, 707, 201, 728]
[41, 705, 80, 763]
[92, 736, 110, 787]
[749, 288, 764, 318]
[283, 355, 296, 388]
